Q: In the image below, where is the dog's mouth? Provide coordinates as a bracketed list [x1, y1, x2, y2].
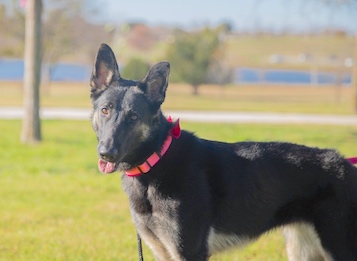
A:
[98, 159, 119, 174]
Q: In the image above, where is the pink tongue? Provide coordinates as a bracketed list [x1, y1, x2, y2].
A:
[98, 159, 116, 174]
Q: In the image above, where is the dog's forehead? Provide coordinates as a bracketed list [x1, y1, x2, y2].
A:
[122, 86, 147, 107]
[96, 85, 146, 109]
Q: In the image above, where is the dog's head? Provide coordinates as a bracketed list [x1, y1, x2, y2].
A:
[90, 43, 171, 174]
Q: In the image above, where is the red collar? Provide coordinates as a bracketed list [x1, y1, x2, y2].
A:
[348, 157, 357, 165]
[125, 117, 181, 177]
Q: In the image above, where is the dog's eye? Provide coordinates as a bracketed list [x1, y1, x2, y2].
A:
[101, 108, 109, 115]
[129, 113, 138, 121]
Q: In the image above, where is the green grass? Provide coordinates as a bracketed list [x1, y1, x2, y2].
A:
[1, 82, 356, 114]
[224, 35, 355, 70]
[1, 120, 357, 260]
[163, 84, 355, 114]
[118, 34, 355, 71]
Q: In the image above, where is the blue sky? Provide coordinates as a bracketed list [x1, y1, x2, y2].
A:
[0, 0, 355, 33]
[100, 0, 357, 33]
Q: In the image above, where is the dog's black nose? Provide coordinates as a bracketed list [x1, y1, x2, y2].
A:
[99, 146, 118, 162]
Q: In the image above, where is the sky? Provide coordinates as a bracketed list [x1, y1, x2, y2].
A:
[97, 0, 357, 34]
[0, 0, 356, 33]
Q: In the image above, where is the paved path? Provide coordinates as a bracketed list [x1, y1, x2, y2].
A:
[1, 107, 357, 125]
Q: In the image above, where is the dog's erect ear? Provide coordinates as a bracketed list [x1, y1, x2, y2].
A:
[90, 43, 121, 99]
[139, 62, 170, 107]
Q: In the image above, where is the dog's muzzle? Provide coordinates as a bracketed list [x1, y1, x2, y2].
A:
[98, 145, 119, 174]
[99, 145, 118, 162]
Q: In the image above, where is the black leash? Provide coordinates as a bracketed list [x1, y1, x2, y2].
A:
[137, 233, 144, 261]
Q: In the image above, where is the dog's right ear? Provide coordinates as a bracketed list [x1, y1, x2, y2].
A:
[90, 43, 121, 99]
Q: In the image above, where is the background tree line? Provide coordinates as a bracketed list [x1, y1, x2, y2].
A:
[0, 0, 113, 66]
[1, 1, 232, 96]
[123, 26, 233, 95]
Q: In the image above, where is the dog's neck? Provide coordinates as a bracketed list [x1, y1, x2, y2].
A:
[124, 117, 181, 177]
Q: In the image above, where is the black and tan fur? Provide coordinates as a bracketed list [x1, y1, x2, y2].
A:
[90, 43, 357, 261]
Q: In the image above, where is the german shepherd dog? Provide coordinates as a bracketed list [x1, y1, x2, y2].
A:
[90, 44, 357, 260]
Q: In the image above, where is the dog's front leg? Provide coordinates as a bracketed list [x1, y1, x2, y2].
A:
[146, 221, 209, 261]
[166, 222, 210, 261]
[137, 226, 173, 261]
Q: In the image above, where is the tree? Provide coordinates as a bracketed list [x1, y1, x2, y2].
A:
[354, 35, 357, 112]
[42, 8, 73, 88]
[166, 28, 222, 95]
[206, 60, 233, 86]
[122, 58, 151, 80]
[21, 0, 42, 143]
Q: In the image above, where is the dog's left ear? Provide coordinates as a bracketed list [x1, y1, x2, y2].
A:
[90, 43, 121, 99]
[139, 62, 170, 107]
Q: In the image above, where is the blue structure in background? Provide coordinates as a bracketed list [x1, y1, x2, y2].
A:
[235, 68, 351, 85]
[0, 59, 352, 85]
[0, 59, 24, 81]
[0, 59, 90, 82]
[50, 63, 91, 81]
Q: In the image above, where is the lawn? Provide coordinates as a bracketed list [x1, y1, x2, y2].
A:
[1, 32, 355, 260]
[116, 34, 355, 71]
[1, 81, 356, 114]
[1, 119, 357, 261]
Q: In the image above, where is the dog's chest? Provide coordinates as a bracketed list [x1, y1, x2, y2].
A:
[122, 177, 179, 222]
[123, 177, 181, 250]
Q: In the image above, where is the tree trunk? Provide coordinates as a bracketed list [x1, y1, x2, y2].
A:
[192, 84, 199, 96]
[353, 35, 357, 113]
[21, 0, 42, 143]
